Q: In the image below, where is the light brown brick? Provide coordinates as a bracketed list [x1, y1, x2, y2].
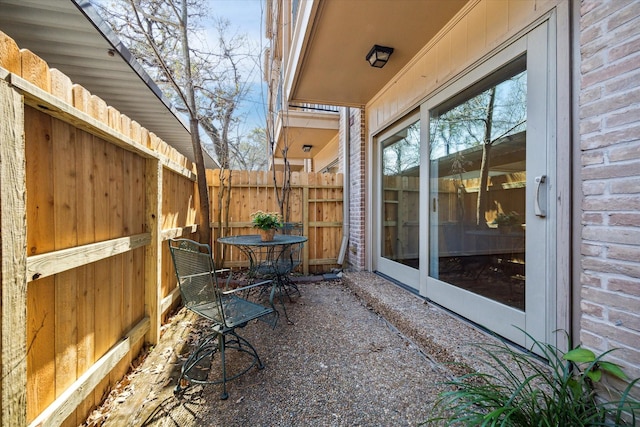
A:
[581, 318, 640, 348]
[582, 243, 603, 256]
[611, 346, 640, 368]
[580, 21, 604, 47]
[581, 127, 640, 150]
[606, 0, 640, 32]
[611, 178, 640, 194]
[583, 257, 640, 279]
[581, 272, 603, 287]
[581, 151, 604, 166]
[582, 161, 640, 180]
[605, 69, 640, 94]
[609, 309, 640, 332]
[607, 244, 640, 262]
[583, 225, 640, 245]
[607, 277, 640, 296]
[581, 52, 605, 74]
[579, 330, 606, 351]
[606, 106, 640, 128]
[581, 300, 604, 318]
[582, 55, 640, 88]
[582, 195, 640, 211]
[582, 181, 606, 195]
[582, 212, 604, 225]
[609, 35, 640, 62]
[609, 143, 640, 162]
[581, 88, 640, 121]
[609, 213, 640, 227]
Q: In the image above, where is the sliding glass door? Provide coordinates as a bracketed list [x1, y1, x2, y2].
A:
[425, 22, 553, 346]
[374, 21, 555, 348]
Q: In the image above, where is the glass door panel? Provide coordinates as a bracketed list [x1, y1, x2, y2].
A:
[429, 60, 527, 310]
[381, 121, 420, 268]
[425, 18, 553, 349]
[376, 118, 421, 289]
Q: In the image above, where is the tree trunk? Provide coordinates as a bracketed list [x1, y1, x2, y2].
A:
[190, 118, 211, 247]
[476, 143, 493, 227]
[475, 87, 496, 227]
[180, 2, 210, 246]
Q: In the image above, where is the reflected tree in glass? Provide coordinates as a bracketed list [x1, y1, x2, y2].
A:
[430, 70, 527, 227]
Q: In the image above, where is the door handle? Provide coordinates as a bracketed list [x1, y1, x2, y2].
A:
[534, 175, 547, 217]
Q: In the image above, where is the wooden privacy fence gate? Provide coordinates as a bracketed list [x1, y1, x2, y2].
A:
[209, 169, 344, 276]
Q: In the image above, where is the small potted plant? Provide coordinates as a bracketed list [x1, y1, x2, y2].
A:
[492, 211, 521, 233]
[250, 210, 282, 241]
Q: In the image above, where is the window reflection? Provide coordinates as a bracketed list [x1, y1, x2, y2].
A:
[429, 58, 527, 310]
[381, 121, 420, 268]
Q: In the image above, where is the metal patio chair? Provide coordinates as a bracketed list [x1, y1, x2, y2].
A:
[168, 238, 276, 400]
[274, 222, 304, 296]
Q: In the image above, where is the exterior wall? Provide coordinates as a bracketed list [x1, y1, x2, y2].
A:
[347, 108, 367, 271]
[578, 0, 640, 382]
[366, 0, 560, 130]
[356, 0, 639, 389]
[314, 133, 338, 172]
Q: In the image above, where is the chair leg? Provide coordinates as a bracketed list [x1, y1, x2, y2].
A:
[280, 275, 300, 301]
[175, 328, 264, 399]
[174, 333, 218, 394]
[219, 334, 228, 400]
[230, 330, 265, 370]
[270, 280, 293, 325]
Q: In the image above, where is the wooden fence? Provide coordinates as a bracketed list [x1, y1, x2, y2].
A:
[209, 169, 343, 275]
[0, 31, 194, 427]
[0, 31, 342, 427]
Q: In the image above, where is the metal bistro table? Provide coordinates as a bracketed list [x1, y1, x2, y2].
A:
[218, 234, 307, 324]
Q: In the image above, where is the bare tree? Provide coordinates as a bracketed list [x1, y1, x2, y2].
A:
[231, 127, 269, 171]
[92, 0, 261, 246]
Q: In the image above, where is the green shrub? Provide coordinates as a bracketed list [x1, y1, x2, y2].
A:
[426, 330, 639, 426]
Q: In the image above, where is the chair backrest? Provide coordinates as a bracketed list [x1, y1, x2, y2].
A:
[168, 238, 225, 325]
[279, 222, 303, 272]
[280, 222, 303, 236]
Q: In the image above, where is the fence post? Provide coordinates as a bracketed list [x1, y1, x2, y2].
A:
[144, 159, 162, 344]
[0, 79, 28, 425]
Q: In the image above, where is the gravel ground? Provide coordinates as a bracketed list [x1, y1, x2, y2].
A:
[93, 272, 507, 427]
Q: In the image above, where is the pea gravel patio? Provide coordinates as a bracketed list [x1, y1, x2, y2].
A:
[88, 272, 506, 426]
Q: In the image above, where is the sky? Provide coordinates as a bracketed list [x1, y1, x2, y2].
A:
[204, 0, 268, 135]
[94, 0, 269, 136]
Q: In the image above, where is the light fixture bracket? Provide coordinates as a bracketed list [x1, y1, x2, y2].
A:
[302, 144, 313, 153]
[366, 45, 394, 68]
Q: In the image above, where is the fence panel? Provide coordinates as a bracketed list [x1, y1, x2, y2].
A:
[208, 169, 343, 274]
[11, 49, 193, 424]
[24, 106, 150, 422]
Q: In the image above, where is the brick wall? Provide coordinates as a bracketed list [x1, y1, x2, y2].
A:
[579, 0, 640, 382]
[345, 107, 366, 271]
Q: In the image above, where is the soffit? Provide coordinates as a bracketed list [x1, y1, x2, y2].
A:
[275, 110, 339, 159]
[0, 0, 218, 168]
[290, 0, 468, 107]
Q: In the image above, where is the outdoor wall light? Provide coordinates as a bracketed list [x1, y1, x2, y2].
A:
[302, 144, 313, 152]
[366, 44, 394, 68]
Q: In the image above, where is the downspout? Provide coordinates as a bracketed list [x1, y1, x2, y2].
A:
[337, 107, 350, 266]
